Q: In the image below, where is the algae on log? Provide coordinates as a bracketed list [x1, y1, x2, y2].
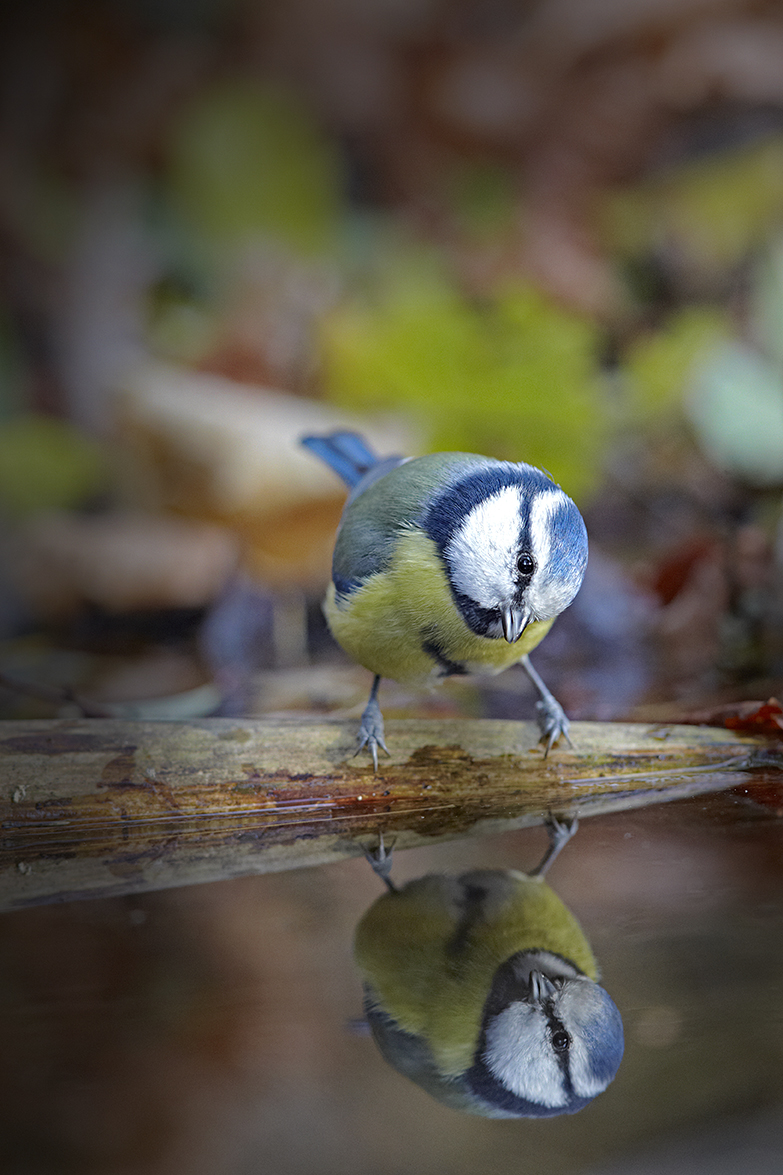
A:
[0, 717, 777, 910]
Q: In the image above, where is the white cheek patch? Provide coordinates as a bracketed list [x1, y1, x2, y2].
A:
[484, 1003, 568, 1109]
[558, 981, 624, 1099]
[568, 1038, 609, 1100]
[445, 487, 521, 608]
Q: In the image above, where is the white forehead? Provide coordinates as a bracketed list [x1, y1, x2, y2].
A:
[445, 484, 570, 610]
[484, 1003, 567, 1109]
[444, 485, 522, 608]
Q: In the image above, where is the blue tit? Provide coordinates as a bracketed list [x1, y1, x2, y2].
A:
[301, 431, 588, 766]
[354, 819, 624, 1118]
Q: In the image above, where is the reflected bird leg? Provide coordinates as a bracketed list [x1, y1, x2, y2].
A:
[364, 831, 397, 891]
[530, 814, 579, 877]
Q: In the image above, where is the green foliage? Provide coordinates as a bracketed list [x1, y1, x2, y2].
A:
[603, 135, 783, 274]
[321, 252, 606, 499]
[146, 276, 220, 364]
[166, 78, 344, 255]
[447, 160, 518, 239]
[623, 306, 731, 422]
[0, 416, 105, 516]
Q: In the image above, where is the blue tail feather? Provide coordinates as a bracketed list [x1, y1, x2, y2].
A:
[301, 431, 381, 488]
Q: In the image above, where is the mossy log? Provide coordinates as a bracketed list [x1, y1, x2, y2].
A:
[0, 717, 777, 910]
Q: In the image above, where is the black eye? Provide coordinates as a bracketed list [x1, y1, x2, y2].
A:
[551, 1030, 570, 1052]
[516, 553, 535, 578]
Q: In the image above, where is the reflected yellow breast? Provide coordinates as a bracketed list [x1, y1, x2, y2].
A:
[354, 871, 598, 1076]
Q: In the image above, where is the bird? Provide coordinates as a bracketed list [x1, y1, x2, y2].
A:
[353, 817, 624, 1118]
[301, 431, 588, 767]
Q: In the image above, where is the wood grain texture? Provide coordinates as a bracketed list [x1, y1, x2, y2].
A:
[0, 717, 775, 909]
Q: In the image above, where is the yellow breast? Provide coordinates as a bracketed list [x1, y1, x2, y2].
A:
[324, 527, 554, 686]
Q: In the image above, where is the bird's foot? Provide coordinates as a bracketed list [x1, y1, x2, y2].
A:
[364, 832, 396, 890]
[546, 812, 579, 854]
[355, 691, 390, 772]
[531, 813, 579, 877]
[534, 697, 573, 758]
[520, 655, 573, 757]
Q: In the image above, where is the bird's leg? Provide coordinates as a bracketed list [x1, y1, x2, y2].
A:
[355, 674, 390, 771]
[520, 654, 573, 756]
[364, 832, 397, 891]
[530, 814, 579, 877]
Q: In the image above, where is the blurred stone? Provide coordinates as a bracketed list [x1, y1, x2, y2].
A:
[11, 510, 239, 618]
[84, 647, 214, 705]
[113, 362, 415, 588]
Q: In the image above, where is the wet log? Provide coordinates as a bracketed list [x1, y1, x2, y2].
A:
[0, 717, 777, 910]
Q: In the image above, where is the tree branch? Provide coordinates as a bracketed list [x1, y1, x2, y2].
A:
[0, 717, 775, 910]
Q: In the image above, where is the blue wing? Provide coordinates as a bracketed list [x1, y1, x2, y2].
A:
[301, 430, 414, 594]
[300, 431, 382, 489]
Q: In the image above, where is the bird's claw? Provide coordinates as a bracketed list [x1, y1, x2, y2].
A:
[355, 694, 390, 771]
[535, 698, 573, 758]
[531, 812, 579, 876]
[521, 655, 573, 757]
[546, 812, 579, 849]
[354, 729, 390, 772]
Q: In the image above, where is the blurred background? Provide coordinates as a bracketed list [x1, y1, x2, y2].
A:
[1, 0, 783, 1171]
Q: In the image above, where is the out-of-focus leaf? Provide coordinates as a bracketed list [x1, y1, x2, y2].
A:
[448, 160, 517, 239]
[148, 296, 220, 363]
[166, 78, 344, 255]
[0, 416, 105, 516]
[604, 136, 783, 275]
[321, 254, 606, 498]
[648, 536, 719, 607]
[623, 306, 731, 421]
[723, 699, 783, 737]
[686, 340, 783, 485]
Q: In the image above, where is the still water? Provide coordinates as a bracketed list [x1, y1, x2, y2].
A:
[0, 792, 781, 1174]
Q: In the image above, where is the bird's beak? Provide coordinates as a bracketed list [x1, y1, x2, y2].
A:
[528, 970, 557, 1006]
[500, 605, 529, 643]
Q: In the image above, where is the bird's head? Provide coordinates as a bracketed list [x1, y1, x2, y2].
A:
[467, 949, 624, 1117]
[425, 463, 588, 642]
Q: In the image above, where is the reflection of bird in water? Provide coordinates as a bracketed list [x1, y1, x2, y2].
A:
[301, 432, 588, 768]
[354, 818, 624, 1117]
